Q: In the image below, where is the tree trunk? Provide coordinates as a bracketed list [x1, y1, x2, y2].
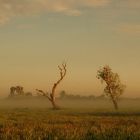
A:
[112, 98, 118, 110]
[51, 100, 59, 110]
[109, 89, 119, 110]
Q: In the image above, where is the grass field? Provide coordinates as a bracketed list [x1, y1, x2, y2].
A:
[0, 98, 139, 140]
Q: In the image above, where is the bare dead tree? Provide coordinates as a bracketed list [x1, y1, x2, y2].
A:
[36, 63, 67, 109]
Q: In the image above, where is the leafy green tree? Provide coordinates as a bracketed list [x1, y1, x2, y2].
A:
[97, 65, 126, 110]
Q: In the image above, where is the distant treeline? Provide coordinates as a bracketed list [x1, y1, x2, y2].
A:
[58, 91, 140, 100]
[7, 89, 140, 100]
[8, 89, 105, 99]
[58, 91, 106, 100]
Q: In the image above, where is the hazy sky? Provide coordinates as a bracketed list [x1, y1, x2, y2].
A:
[0, 0, 140, 97]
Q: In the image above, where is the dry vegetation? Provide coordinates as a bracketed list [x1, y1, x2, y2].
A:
[0, 64, 139, 139]
[0, 100, 139, 140]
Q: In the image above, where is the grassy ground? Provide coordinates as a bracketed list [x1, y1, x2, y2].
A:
[0, 98, 139, 140]
[0, 108, 139, 140]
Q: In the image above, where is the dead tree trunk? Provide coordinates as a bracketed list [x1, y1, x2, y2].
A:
[36, 63, 67, 109]
[51, 99, 58, 109]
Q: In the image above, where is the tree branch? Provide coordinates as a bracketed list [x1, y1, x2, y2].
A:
[51, 63, 67, 98]
[36, 89, 52, 101]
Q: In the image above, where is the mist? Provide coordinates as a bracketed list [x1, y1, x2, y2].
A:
[0, 96, 139, 112]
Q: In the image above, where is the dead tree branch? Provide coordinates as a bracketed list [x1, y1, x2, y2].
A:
[36, 63, 67, 109]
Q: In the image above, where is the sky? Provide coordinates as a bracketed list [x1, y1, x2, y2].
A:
[0, 0, 140, 97]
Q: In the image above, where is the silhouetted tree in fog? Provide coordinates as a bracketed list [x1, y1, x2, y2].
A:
[36, 63, 67, 109]
[97, 65, 126, 110]
[10, 86, 24, 96]
[59, 90, 67, 98]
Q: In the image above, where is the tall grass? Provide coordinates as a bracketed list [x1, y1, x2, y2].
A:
[0, 108, 139, 140]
